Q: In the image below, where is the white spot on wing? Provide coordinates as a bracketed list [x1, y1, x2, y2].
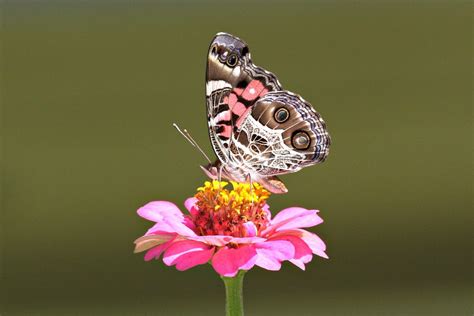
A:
[232, 66, 241, 78]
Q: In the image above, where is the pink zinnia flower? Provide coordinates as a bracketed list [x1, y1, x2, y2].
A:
[134, 181, 328, 277]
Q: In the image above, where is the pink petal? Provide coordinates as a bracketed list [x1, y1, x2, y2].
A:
[254, 240, 295, 271]
[144, 239, 174, 261]
[243, 222, 257, 237]
[264, 207, 323, 234]
[184, 197, 198, 215]
[145, 222, 177, 235]
[183, 217, 196, 230]
[138, 205, 193, 238]
[174, 248, 214, 271]
[289, 259, 307, 270]
[211, 245, 257, 277]
[189, 235, 232, 247]
[270, 229, 329, 259]
[189, 235, 265, 247]
[226, 236, 266, 244]
[145, 218, 197, 238]
[262, 204, 272, 220]
[270, 235, 313, 270]
[163, 240, 213, 271]
[137, 201, 184, 222]
[134, 233, 175, 253]
[298, 230, 328, 259]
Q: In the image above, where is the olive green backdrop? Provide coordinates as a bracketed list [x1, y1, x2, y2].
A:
[1, 1, 471, 315]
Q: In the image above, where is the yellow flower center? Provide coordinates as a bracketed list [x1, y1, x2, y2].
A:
[192, 180, 271, 237]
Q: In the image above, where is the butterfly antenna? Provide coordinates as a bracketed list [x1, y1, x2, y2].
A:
[173, 123, 212, 164]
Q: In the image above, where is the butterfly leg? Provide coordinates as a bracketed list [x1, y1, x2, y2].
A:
[217, 164, 224, 182]
[217, 164, 225, 192]
[245, 173, 255, 206]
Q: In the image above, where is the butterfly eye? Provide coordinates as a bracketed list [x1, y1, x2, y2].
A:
[292, 131, 310, 150]
[274, 107, 290, 123]
[226, 54, 238, 67]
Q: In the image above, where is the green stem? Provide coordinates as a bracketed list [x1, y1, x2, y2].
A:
[221, 270, 246, 316]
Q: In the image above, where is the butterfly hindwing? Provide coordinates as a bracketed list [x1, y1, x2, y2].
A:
[243, 91, 330, 175]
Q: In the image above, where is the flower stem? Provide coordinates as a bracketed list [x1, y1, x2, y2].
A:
[222, 270, 246, 316]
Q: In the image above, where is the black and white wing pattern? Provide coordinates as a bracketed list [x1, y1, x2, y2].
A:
[203, 33, 330, 194]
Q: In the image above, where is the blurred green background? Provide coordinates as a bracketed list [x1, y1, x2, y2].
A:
[1, 1, 471, 315]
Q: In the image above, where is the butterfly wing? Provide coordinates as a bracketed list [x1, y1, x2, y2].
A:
[206, 33, 281, 167]
[205, 32, 331, 193]
[239, 90, 330, 175]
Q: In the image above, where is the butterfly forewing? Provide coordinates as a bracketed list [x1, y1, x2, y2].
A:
[205, 32, 330, 192]
[206, 33, 281, 165]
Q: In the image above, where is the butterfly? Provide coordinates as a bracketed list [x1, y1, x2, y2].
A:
[201, 32, 331, 194]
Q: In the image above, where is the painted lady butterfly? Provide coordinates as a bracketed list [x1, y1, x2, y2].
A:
[202, 33, 331, 194]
